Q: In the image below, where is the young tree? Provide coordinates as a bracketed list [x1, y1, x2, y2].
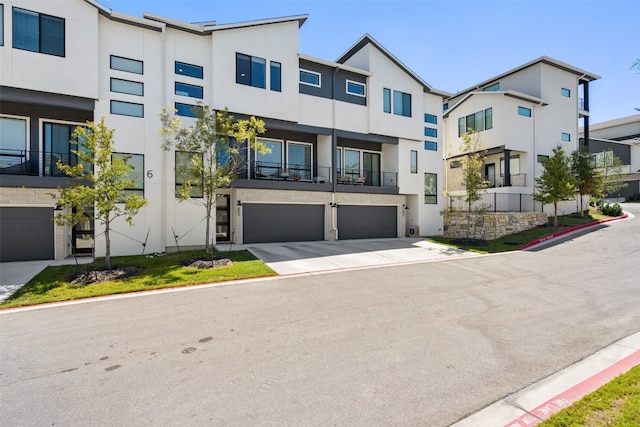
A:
[53, 118, 148, 269]
[459, 131, 489, 239]
[534, 145, 575, 226]
[595, 149, 628, 206]
[571, 148, 602, 217]
[159, 105, 266, 259]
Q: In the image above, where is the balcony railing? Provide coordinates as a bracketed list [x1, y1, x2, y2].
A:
[578, 97, 586, 110]
[249, 160, 331, 183]
[0, 149, 92, 176]
[337, 169, 398, 187]
[484, 173, 527, 188]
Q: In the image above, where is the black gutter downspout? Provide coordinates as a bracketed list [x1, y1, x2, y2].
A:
[504, 149, 511, 187]
[582, 81, 590, 150]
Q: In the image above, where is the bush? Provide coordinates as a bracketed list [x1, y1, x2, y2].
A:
[601, 202, 623, 217]
[626, 192, 640, 202]
[589, 196, 601, 207]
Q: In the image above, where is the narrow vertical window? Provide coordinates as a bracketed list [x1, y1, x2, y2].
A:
[270, 61, 281, 92]
[424, 173, 437, 204]
[251, 56, 266, 89]
[410, 150, 418, 174]
[0, 5, 4, 46]
[458, 117, 466, 137]
[484, 108, 493, 129]
[383, 88, 391, 113]
[236, 53, 251, 86]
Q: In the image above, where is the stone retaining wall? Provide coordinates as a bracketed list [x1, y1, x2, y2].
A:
[443, 211, 548, 240]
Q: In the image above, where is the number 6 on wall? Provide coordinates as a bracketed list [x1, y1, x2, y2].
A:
[147, 170, 153, 178]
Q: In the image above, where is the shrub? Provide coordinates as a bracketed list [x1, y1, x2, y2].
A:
[626, 192, 640, 202]
[602, 202, 622, 217]
[589, 196, 601, 207]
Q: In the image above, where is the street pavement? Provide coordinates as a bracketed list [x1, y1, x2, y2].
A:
[1, 204, 639, 426]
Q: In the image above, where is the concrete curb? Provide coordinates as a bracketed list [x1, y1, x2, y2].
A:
[519, 212, 629, 250]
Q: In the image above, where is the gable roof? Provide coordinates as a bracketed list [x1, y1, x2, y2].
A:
[443, 90, 548, 118]
[337, 34, 450, 98]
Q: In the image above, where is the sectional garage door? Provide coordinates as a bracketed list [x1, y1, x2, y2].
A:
[243, 204, 325, 244]
[0, 207, 55, 262]
[337, 205, 397, 240]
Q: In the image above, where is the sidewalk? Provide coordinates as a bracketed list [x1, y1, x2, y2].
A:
[452, 332, 640, 426]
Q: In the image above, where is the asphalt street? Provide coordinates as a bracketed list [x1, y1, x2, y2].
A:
[1, 204, 639, 426]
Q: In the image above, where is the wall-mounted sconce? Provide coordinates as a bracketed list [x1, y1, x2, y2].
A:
[237, 200, 243, 206]
[402, 204, 409, 210]
[330, 202, 339, 208]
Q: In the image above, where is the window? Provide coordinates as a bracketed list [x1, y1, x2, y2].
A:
[518, 106, 532, 117]
[346, 80, 366, 97]
[537, 154, 549, 163]
[424, 113, 437, 124]
[458, 107, 492, 136]
[561, 132, 571, 142]
[43, 122, 90, 176]
[175, 61, 203, 79]
[299, 69, 320, 87]
[111, 100, 144, 118]
[175, 82, 203, 99]
[483, 82, 500, 91]
[410, 150, 418, 174]
[110, 78, 143, 96]
[270, 61, 281, 92]
[443, 103, 449, 111]
[113, 153, 144, 198]
[256, 139, 283, 177]
[110, 55, 143, 74]
[175, 151, 203, 198]
[424, 173, 437, 204]
[500, 155, 520, 175]
[287, 141, 313, 181]
[424, 141, 437, 151]
[561, 88, 571, 97]
[13, 7, 64, 56]
[393, 90, 411, 117]
[236, 53, 266, 88]
[383, 88, 391, 113]
[424, 127, 437, 138]
[0, 5, 4, 46]
[0, 116, 28, 171]
[175, 103, 201, 118]
[450, 161, 461, 169]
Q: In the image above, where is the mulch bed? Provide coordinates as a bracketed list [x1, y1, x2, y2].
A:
[67, 266, 142, 286]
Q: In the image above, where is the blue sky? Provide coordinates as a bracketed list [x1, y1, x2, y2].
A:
[101, 0, 639, 124]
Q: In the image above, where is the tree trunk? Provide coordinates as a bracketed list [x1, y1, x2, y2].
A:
[553, 202, 558, 226]
[105, 217, 111, 270]
[579, 193, 584, 217]
[205, 201, 212, 260]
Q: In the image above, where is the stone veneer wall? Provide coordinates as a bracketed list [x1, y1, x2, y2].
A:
[443, 211, 548, 240]
[0, 187, 67, 259]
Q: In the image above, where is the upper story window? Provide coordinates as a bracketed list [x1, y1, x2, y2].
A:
[443, 103, 449, 111]
[410, 150, 418, 174]
[299, 69, 321, 87]
[393, 90, 412, 117]
[111, 100, 144, 118]
[13, 7, 64, 57]
[175, 82, 203, 99]
[113, 153, 144, 198]
[483, 82, 500, 91]
[43, 121, 90, 177]
[561, 88, 571, 97]
[346, 80, 366, 97]
[110, 78, 143, 96]
[236, 53, 266, 89]
[0, 5, 4, 46]
[561, 132, 571, 142]
[175, 103, 202, 118]
[0, 115, 28, 158]
[383, 88, 392, 113]
[458, 108, 493, 136]
[175, 61, 203, 79]
[110, 55, 143, 75]
[270, 61, 281, 92]
[424, 127, 437, 138]
[424, 141, 437, 151]
[518, 106, 532, 117]
[424, 114, 437, 124]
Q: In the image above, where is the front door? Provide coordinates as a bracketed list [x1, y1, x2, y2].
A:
[216, 195, 231, 242]
[485, 163, 496, 187]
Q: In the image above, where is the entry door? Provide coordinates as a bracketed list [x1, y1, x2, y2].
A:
[485, 163, 495, 187]
[216, 195, 231, 242]
[363, 152, 380, 186]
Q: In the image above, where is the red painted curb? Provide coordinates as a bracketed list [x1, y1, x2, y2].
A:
[519, 212, 629, 250]
[504, 349, 640, 426]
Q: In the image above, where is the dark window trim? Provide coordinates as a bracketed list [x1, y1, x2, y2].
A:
[0, 5, 4, 47]
[110, 55, 143, 75]
[175, 81, 204, 99]
[424, 141, 437, 151]
[110, 77, 144, 96]
[410, 150, 418, 174]
[424, 172, 437, 204]
[561, 132, 571, 141]
[383, 88, 391, 113]
[175, 61, 203, 79]
[12, 6, 65, 57]
[424, 127, 437, 138]
[112, 152, 145, 198]
[270, 61, 282, 92]
[110, 100, 144, 118]
[424, 113, 437, 124]
[518, 106, 532, 117]
[175, 102, 202, 118]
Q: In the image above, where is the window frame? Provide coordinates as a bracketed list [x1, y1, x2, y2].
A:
[175, 81, 204, 99]
[110, 77, 144, 96]
[561, 132, 571, 142]
[175, 61, 203, 79]
[174, 102, 202, 118]
[561, 88, 571, 97]
[424, 173, 437, 204]
[299, 69, 321, 87]
[424, 127, 437, 138]
[0, 5, 4, 46]
[424, 141, 437, 151]
[410, 150, 418, 174]
[383, 88, 391, 113]
[110, 100, 144, 118]
[175, 151, 203, 198]
[112, 152, 144, 198]
[0, 115, 30, 171]
[483, 82, 500, 91]
[537, 154, 549, 163]
[110, 55, 143, 75]
[270, 61, 281, 92]
[346, 80, 366, 97]
[393, 90, 412, 117]
[424, 113, 437, 124]
[12, 7, 65, 57]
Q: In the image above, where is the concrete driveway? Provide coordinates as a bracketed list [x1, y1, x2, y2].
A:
[244, 237, 477, 275]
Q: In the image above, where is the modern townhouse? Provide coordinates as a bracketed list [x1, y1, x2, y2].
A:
[0, 0, 448, 261]
[442, 57, 599, 214]
[580, 114, 640, 199]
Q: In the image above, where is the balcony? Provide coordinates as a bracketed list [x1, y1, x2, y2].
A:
[1, 149, 90, 177]
[484, 173, 527, 188]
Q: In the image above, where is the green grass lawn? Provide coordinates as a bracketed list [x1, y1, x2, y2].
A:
[539, 364, 640, 426]
[0, 250, 276, 309]
[428, 210, 611, 254]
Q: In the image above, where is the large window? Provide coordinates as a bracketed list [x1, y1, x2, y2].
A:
[110, 78, 143, 96]
[458, 108, 493, 136]
[383, 88, 391, 113]
[175, 61, 203, 79]
[393, 90, 411, 117]
[113, 153, 144, 198]
[43, 122, 89, 177]
[337, 147, 381, 186]
[424, 173, 437, 204]
[110, 55, 143, 74]
[0, 116, 28, 172]
[287, 141, 312, 181]
[236, 53, 266, 89]
[175, 82, 203, 99]
[255, 139, 283, 177]
[175, 151, 203, 198]
[13, 7, 64, 56]
[111, 100, 144, 118]
[299, 69, 321, 87]
[410, 150, 417, 174]
[270, 61, 281, 92]
[346, 80, 366, 97]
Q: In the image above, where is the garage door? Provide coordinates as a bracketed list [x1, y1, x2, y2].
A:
[337, 205, 397, 240]
[0, 207, 55, 262]
[243, 204, 324, 244]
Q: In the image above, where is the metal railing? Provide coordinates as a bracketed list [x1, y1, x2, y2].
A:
[0, 149, 91, 177]
[446, 192, 541, 213]
[484, 173, 527, 188]
[336, 169, 398, 187]
[249, 160, 331, 183]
